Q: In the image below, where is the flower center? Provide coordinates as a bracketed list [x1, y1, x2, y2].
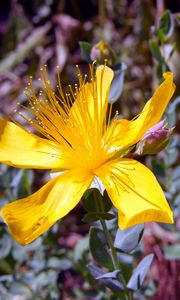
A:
[13, 64, 117, 172]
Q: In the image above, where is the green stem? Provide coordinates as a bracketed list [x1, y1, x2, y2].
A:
[100, 218, 132, 300]
[93, 188, 132, 299]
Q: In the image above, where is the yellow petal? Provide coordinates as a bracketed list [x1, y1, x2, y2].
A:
[95, 65, 114, 121]
[0, 170, 93, 245]
[0, 118, 64, 169]
[70, 65, 114, 124]
[95, 159, 173, 229]
[105, 72, 175, 153]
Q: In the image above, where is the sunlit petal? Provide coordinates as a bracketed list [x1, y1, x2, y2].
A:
[105, 72, 175, 154]
[0, 118, 66, 169]
[70, 65, 114, 123]
[95, 159, 173, 229]
[65, 65, 114, 170]
[0, 170, 93, 245]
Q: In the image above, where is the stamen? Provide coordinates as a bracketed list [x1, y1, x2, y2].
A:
[12, 63, 114, 171]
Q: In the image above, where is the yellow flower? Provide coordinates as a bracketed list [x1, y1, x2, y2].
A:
[0, 64, 175, 245]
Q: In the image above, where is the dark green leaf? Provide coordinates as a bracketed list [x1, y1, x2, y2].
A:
[79, 41, 92, 63]
[114, 224, 144, 253]
[149, 40, 163, 63]
[127, 254, 154, 291]
[0, 259, 13, 274]
[82, 188, 112, 213]
[82, 188, 102, 212]
[89, 227, 113, 269]
[158, 10, 174, 39]
[103, 190, 113, 212]
[156, 63, 163, 79]
[82, 212, 115, 222]
[150, 157, 166, 182]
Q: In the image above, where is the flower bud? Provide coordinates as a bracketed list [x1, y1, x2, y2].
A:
[136, 119, 174, 155]
[90, 40, 114, 64]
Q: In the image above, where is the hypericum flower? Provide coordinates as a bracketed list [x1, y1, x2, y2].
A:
[0, 64, 175, 245]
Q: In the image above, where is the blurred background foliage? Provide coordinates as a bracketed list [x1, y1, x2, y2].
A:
[0, 0, 180, 299]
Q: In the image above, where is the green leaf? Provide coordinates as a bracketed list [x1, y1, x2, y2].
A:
[169, 166, 180, 194]
[158, 10, 174, 39]
[0, 259, 13, 274]
[82, 188, 112, 213]
[150, 157, 166, 182]
[103, 190, 113, 212]
[164, 137, 180, 166]
[149, 40, 163, 63]
[108, 63, 126, 103]
[114, 224, 144, 253]
[96, 269, 121, 280]
[82, 188, 102, 212]
[164, 244, 180, 260]
[88, 263, 104, 278]
[156, 28, 167, 43]
[127, 254, 154, 291]
[88, 264, 124, 292]
[0, 234, 12, 259]
[79, 41, 92, 63]
[156, 63, 163, 79]
[82, 212, 115, 223]
[166, 96, 180, 127]
[89, 227, 113, 269]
